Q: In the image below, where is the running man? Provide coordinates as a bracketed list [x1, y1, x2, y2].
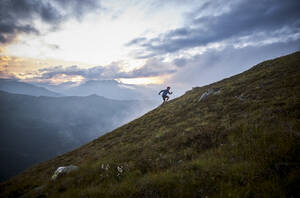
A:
[158, 86, 173, 104]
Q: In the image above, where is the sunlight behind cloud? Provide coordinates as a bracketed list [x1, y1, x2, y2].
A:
[4, 1, 186, 68]
[117, 75, 168, 85]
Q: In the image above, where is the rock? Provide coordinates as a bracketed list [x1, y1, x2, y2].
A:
[51, 165, 79, 180]
[235, 93, 246, 101]
[213, 89, 221, 95]
[199, 89, 215, 101]
[100, 163, 110, 170]
[117, 166, 123, 177]
[117, 166, 123, 173]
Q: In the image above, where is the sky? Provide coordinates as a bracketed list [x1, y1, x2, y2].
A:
[0, 0, 299, 92]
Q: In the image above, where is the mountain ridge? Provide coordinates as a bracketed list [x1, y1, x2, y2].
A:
[1, 52, 299, 197]
[39, 79, 157, 100]
[0, 79, 61, 97]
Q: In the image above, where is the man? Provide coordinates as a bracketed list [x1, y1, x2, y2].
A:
[159, 86, 173, 104]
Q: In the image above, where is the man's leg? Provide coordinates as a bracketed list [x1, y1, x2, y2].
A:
[162, 96, 166, 105]
[163, 96, 169, 104]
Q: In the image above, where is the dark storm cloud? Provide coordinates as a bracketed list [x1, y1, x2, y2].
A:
[0, 0, 101, 44]
[38, 65, 106, 80]
[128, 0, 300, 55]
[168, 38, 300, 87]
[55, 0, 101, 20]
[35, 58, 176, 82]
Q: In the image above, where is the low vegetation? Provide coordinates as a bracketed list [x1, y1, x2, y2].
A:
[1, 52, 299, 197]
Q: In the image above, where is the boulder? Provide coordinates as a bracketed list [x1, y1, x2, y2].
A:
[213, 89, 222, 95]
[199, 89, 215, 101]
[51, 165, 79, 180]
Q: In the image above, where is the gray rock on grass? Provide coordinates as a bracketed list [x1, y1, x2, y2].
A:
[51, 165, 79, 180]
[199, 89, 220, 101]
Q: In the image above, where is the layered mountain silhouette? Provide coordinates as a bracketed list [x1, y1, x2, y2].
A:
[0, 52, 299, 197]
[40, 80, 156, 100]
[0, 91, 155, 182]
[0, 79, 156, 101]
[0, 79, 61, 97]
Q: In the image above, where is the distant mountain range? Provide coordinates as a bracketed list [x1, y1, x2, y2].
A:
[0, 79, 61, 97]
[0, 78, 160, 101]
[63, 80, 143, 100]
[0, 91, 155, 181]
[37, 80, 158, 100]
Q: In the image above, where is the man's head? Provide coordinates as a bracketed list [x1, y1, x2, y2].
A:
[167, 86, 170, 90]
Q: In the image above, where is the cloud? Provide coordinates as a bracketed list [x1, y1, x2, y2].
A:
[167, 38, 300, 89]
[25, 58, 176, 83]
[117, 58, 176, 78]
[173, 58, 188, 67]
[0, 56, 17, 79]
[128, 0, 300, 56]
[0, 70, 17, 79]
[125, 37, 147, 46]
[0, 0, 101, 44]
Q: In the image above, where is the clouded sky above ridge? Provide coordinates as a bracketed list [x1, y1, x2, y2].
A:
[0, 0, 299, 90]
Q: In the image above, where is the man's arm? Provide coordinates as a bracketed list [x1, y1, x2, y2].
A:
[158, 90, 163, 95]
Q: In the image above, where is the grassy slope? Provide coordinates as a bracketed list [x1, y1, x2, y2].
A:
[1, 52, 300, 198]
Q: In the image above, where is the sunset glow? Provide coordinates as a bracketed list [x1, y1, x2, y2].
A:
[117, 76, 166, 85]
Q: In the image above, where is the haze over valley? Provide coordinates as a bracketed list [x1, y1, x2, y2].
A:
[0, 82, 155, 181]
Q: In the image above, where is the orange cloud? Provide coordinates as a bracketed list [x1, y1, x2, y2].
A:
[47, 74, 85, 85]
[117, 75, 166, 85]
[0, 55, 170, 85]
[0, 46, 5, 54]
[0, 55, 90, 80]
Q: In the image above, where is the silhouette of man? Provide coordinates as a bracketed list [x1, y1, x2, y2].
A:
[159, 86, 173, 104]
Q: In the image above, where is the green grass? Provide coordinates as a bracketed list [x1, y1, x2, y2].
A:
[1, 52, 300, 198]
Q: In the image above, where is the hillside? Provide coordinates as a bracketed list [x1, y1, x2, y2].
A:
[1, 52, 299, 197]
[0, 79, 61, 97]
[0, 92, 154, 182]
